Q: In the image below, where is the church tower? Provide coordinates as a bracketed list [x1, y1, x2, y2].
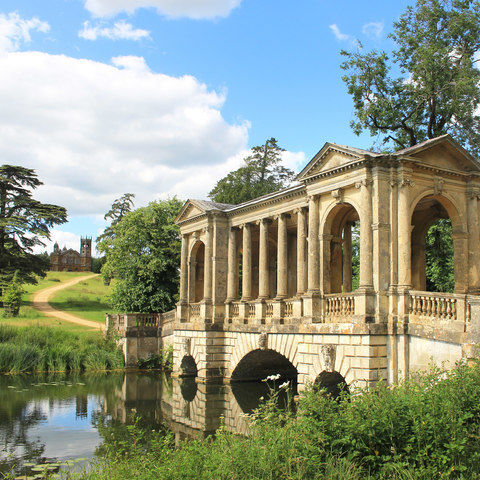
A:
[80, 237, 92, 271]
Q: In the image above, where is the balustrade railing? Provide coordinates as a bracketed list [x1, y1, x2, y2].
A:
[161, 309, 176, 324]
[190, 303, 201, 319]
[324, 294, 355, 318]
[284, 301, 293, 317]
[265, 301, 273, 318]
[230, 303, 240, 317]
[409, 291, 457, 320]
[247, 303, 256, 318]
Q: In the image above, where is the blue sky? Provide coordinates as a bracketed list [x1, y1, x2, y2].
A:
[0, 0, 412, 254]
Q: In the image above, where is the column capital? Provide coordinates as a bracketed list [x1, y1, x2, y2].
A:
[398, 177, 415, 188]
[273, 212, 291, 221]
[293, 205, 308, 215]
[239, 222, 253, 230]
[307, 193, 320, 202]
[467, 187, 480, 199]
[256, 217, 273, 226]
[202, 225, 213, 234]
[355, 179, 373, 189]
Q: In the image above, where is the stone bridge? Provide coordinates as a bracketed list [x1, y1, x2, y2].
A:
[109, 135, 480, 391]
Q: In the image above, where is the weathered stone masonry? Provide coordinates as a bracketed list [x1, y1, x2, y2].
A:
[110, 134, 480, 391]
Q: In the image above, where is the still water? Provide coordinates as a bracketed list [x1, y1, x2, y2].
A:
[0, 372, 291, 478]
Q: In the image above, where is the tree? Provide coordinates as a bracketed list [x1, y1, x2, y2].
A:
[426, 219, 454, 292]
[101, 198, 182, 313]
[341, 0, 480, 155]
[209, 138, 296, 205]
[2, 271, 24, 317]
[96, 193, 135, 256]
[0, 165, 67, 286]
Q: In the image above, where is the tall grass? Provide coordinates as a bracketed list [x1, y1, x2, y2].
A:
[0, 325, 124, 373]
[76, 362, 480, 480]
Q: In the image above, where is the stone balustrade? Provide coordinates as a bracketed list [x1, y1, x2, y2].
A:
[190, 303, 201, 319]
[265, 301, 273, 318]
[323, 293, 355, 320]
[409, 291, 458, 321]
[284, 301, 293, 317]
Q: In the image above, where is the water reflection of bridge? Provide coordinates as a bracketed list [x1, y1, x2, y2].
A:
[105, 372, 289, 441]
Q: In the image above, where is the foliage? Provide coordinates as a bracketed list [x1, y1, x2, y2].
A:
[0, 165, 67, 286]
[101, 198, 183, 313]
[91, 256, 106, 274]
[137, 346, 173, 371]
[426, 219, 454, 292]
[2, 271, 24, 317]
[209, 138, 296, 205]
[0, 324, 123, 373]
[74, 362, 480, 480]
[341, 0, 480, 155]
[96, 193, 135, 258]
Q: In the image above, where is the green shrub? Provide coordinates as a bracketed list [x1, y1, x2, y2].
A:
[137, 346, 173, 371]
[2, 272, 24, 317]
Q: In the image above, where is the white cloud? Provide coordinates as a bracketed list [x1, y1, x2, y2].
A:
[362, 22, 384, 39]
[79, 20, 150, 41]
[329, 24, 350, 42]
[0, 50, 250, 216]
[83, 0, 242, 19]
[0, 12, 49, 53]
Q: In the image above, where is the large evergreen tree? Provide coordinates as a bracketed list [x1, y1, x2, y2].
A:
[341, 0, 480, 155]
[0, 165, 67, 286]
[209, 138, 296, 205]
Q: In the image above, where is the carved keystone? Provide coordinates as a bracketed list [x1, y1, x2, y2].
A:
[321, 345, 336, 372]
[258, 333, 268, 350]
[182, 337, 191, 357]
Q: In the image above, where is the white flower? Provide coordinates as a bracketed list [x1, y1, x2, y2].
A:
[279, 381, 290, 389]
[265, 373, 281, 381]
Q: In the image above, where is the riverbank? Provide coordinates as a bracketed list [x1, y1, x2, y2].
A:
[74, 361, 480, 480]
[0, 324, 123, 373]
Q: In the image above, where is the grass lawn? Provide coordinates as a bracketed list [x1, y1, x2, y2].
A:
[1, 271, 101, 335]
[49, 274, 114, 323]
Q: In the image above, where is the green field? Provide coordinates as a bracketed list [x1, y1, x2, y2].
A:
[49, 274, 113, 323]
[1, 272, 107, 333]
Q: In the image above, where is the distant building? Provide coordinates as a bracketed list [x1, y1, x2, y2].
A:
[50, 237, 92, 272]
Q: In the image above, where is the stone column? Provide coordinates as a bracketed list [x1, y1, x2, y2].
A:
[226, 227, 237, 301]
[203, 225, 213, 302]
[296, 207, 307, 295]
[467, 189, 480, 293]
[276, 213, 289, 299]
[307, 195, 320, 292]
[258, 218, 271, 299]
[343, 223, 352, 292]
[356, 179, 373, 288]
[241, 223, 252, 300]
[397, 178, 413, 288]
[179, 234, 189, 303]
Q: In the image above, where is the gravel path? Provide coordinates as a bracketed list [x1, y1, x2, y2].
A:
[32, 274, 105, 331]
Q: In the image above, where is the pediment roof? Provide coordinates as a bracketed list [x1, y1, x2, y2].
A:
[394, 134, 480, 172]
[175, 199, 234, 224]
[296, 142, 379, 182]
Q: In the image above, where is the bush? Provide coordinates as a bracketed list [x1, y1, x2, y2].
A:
[137, 346, 173, 371]
[2, 271, 24, 317]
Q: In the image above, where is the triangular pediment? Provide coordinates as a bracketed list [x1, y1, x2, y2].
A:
[297, 143, 373, 181]
[396, 135, 480, 173]
[175, 201, 205, 223]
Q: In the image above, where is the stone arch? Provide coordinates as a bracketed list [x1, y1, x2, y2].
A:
[314, 371, 349, 398]
[311, 343, 352, 385]
[230, 348, 298, 382]
[189, 240, 205, 302]
[229, 332, 300, 377]
[409, 190, 466, 293]
[180, 355, 198, 377]
[321, 200, 361, 293]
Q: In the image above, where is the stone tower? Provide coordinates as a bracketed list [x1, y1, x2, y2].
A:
[80, 237, 92, 271]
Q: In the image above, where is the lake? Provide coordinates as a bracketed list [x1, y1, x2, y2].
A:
[0, 371, 294, 478]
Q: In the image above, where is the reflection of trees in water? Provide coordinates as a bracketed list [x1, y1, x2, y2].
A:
[0, 372, 124, 477]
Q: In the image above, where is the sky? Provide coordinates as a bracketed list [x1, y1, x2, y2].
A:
[0, 0, 413, 255]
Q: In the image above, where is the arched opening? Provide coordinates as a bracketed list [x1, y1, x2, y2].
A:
[189, 241, 205, 302]
[180, 377, 197, 402]
[314, 371, 349, 398]
[322, 203, 360, 293]
[230, 349, 298, 413]
[180, 355, 198, 378]
[411, 195, 459, 293]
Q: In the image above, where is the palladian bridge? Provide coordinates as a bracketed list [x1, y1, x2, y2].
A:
[108, 134, 480, 391]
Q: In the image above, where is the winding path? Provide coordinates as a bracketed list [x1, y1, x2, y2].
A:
[32, 274, 105, 331]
